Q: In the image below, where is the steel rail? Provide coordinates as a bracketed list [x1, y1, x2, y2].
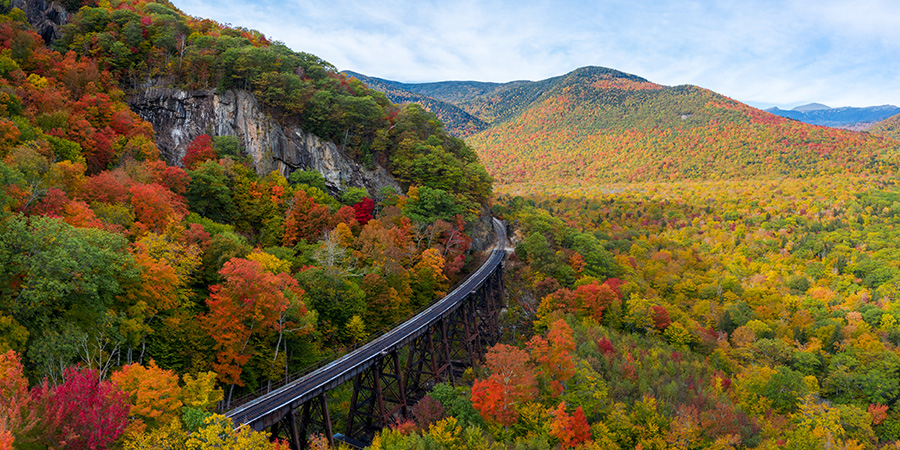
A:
[226, 217, 507, 431]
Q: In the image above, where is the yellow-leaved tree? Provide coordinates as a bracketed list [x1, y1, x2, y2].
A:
[410, 248, 449, 309]
[185, 415, 289, 449]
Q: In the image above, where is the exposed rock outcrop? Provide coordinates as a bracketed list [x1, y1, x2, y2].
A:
[11, 0, 68, 44]
[128, 88, 401, 197]
[469, 206, 497, 252]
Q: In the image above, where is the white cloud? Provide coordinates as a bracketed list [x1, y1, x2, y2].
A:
[174, 0, 900, 107]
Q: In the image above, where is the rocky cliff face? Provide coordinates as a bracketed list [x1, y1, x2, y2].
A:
[128, 88, 401, 197]
[14, 1, 497, 252]
[12, 0, 68, 44]
[468, 206, 496, 252]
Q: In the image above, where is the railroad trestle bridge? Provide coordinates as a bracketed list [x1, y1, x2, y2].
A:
[225, 218, 508, 449]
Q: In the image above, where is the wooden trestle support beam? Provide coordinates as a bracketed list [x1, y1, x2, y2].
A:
[345, 350, 408, 441]
[273, 267, 504, 449]
[269, 394, 334, 450]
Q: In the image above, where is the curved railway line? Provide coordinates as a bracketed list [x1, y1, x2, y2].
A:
[226, 217, 508, 446]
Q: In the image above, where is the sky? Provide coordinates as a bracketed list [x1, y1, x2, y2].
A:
[175, 0, 900, 109]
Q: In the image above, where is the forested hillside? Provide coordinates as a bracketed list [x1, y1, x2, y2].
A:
[870, 113, 900, 141]
[49, 0, 492, 203]
[351, 67, 647, 134]
[6, 0, 900, 448]
[0, 0, 493, 447]
[356, 50, 900, 450]
[343, 71, 489, 137]
[358, 66, 900, 185]
[466, 69, 900, 185]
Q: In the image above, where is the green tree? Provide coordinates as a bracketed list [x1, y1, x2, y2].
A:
[287, 168, 327, 192]
[519, 231, 559, 278]
[404, 185, 464, 224]
[0, 161, 24, 218]
[0, 216, 137, 377]
[212, 135, 244, 160]
[200, 231, 252, 284]
[296, 267, 365, 344]
[186, 160, 236, 223]
[569, 232, 618, 279]
[340, 186, 368, 206]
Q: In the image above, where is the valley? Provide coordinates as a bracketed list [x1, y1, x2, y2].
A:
[354, 65, 900, 448]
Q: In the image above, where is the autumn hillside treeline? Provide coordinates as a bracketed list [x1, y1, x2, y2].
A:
[466, 69, 900, 184]
[50, 0, 491, 208]
[870, 113, 900, 142]
[0, 1, 494, 447]
[348, 67, 900, 449]
[354, 66, 900, 185]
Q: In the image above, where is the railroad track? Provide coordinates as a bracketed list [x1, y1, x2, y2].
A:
[226, 217, 507, 432]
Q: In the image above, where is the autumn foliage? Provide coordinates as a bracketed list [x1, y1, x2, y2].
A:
[129, 182, 187, 232]
[0, 2, 489, 447]
[549, 401, 591, 448]
[0, 351, 32, 446]
[541, 281, 619, 323]
[181, 134, 216, 170]
[111, 360, 184, 434]
[32, 366, 129, 449]
[464, 68, 900, 186]
[203, 258, 308, 386]
[471, 344, 536, 427]
[282, 190, 331, 245]
[352, 196, 375, 225]
[528, 319, 576, 387]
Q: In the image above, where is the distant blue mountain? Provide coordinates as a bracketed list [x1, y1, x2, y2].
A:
[765, 103, 900, 130]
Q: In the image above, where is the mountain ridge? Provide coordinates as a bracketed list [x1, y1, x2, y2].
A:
[347, 66, 655, 136]
[869, 112, 900, 141]
[351, 66, 900, 185]
[791, 102, 830, 112]
[766, 104, 900, 130]
[342, 71, 490, 136]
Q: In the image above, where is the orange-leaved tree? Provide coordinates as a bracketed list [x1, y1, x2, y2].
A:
[471, 343, 537, 427]
[551, 281, 619, 322]
[549, 401, 591, 449]
[282, 190, 331, 245]
[129, 183, 187, 233]
[111, 360, 183, 434]
[0, 351, 37, 448]
[201, 258, 309, 404]
[528, 319, 576, 394]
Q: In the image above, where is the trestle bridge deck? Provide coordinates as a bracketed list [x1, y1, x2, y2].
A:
[225, 218, 508, 449]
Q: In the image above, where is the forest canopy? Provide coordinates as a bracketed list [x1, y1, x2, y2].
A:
[0, 1, 491, 447]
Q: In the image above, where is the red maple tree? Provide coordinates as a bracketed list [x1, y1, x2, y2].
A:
[32, 366, 129, 450]
[201, 258, 307, 393]
[181, 134, 216, 169]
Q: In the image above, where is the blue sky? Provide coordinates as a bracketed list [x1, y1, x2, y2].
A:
[176, 0, 900, 109]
